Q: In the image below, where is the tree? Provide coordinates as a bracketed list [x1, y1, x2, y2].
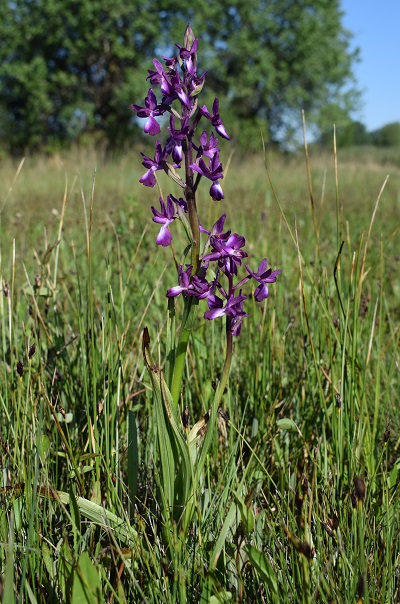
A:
[0, 0, 160, 152]
[370, 122, 400, 147]
[159, 0, 360, 148]
[319, 119, 370, 148]
[0, 0, 360, 152]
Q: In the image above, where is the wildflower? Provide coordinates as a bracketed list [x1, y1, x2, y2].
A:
[205, 291, 248, 336]
[182, 23, 196, 52]
[190, 153, 224, 201]
[244, 259, 282, 301]
[200, 98, 230, 140]
[188, 72, 208, 97]
[209, 214, 227, 237]
[131, 89, 165, 136]
[139, 141, 170, 187]
[132, 24, 280, 343]
[166, 264, 210, 299]
[169, 193, 188, 213]
[151, 196, 176, 246]
[203, 231, 247, 276]
[170, 70, 191, 109]
[166, 115, 189, 164]
[166, 265, 192, 297]
[176, 35, 198, 75]
[196, 131, 220, 158]
[147, 59, 175, 98]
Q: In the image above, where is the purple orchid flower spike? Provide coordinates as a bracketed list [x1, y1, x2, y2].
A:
[200, 98, 230, 140]
[131, 89, 165, 136]
[190, 152, 224, 201]
[132, 25, 281, 343]
[151, 196, 176, 246]
[245, 259, 282, 301]
[139, 141, 170, 187]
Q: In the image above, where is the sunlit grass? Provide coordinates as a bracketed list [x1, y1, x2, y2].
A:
[0, 144, 399, 602]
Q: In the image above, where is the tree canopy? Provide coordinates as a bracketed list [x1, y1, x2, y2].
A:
[0, 0, 360, 153]
[0, 0, 161, 151]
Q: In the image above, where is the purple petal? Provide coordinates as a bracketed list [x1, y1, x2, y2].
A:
[224, 234, 246, 249]
[210, 181, 224, 201]
[156, 224, 172, 247]
[211, 214, 227, 236]
[204, 307, 225, 320]
[231, 318, 243, 336]
[146, 88, 158, 109]
[177, 89, 191, 108]
[215, 123, 230, 140]
[212, 98, 219, 114]
[144, 115, 161, 136]
[166, 285, 185, 297]
[266, 269, 282, 282]
[131, 104, 146, 114]
[200, 104, 212, 120]
[139, 168, 157, 187]
[257, 258, 268, 274]
[152, 58, 164, 75]
[254, 283, 269, 302]
[151, 212, 167, 225]
[190, 161, 206, 177]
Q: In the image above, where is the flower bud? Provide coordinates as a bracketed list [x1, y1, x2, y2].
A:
[183, 24, 195, 50]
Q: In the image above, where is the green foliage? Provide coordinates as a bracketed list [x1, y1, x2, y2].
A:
[0, 0, 160, 152]
[319, 120, 400, 149]
[370, 121, 400, 147]
[71, 552, 102, 604]
[0, 0, 360, 152]
[319, 119, 371, 148]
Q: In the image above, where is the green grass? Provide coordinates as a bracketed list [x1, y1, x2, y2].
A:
[0, 144, 399, 603]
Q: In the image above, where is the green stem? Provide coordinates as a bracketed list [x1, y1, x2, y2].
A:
[213, 326, 233, 406]
[181, 321, 233, 536]
[183, 134, 200, 274]
[169, 130, 201, 409]
[196, 322, 233, 475]
[170, 297, 194, 408]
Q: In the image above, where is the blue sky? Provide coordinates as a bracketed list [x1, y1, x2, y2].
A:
[341, 0, 400, 132]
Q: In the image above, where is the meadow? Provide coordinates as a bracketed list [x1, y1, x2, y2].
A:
[0, 142, 399, 603]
